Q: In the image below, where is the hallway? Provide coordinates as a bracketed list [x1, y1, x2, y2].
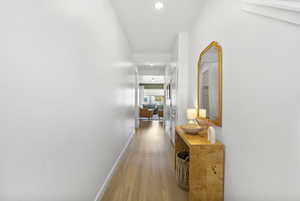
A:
[101, 121, 187, 201]
[1, 0, 300, 200]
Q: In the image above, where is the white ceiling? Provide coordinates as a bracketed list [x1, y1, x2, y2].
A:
[111, 0, 202, 54]
[139, 75, 165, 84]
[138, 64, 166, 76]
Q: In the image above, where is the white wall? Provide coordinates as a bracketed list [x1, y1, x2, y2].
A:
[139, 75, 165, 84]
[0, 1, 134, 201]
[164, 32, 189, 144]
[144, 89, 164, 96]
[176, 33, 189, 126]
[164, 64, 178, 143]
[133, 53, 171, 64]
[188, 0, 300, 200]
[135, 69, 140, 128]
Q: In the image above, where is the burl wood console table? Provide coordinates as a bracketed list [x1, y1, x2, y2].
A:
[175, 126, 224, 201]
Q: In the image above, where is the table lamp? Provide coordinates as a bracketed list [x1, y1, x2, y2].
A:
[199, 109, 207, 119]
[186, 108, 197, 124]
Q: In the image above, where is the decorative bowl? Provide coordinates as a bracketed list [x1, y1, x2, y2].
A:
[196, 118, 210, 127]
[181, 124, 204, 135]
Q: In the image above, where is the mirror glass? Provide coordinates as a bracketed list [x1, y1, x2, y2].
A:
[197, 42, 222, 126]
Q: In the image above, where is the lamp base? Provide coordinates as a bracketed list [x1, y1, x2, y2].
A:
[188, 120, 196, 124]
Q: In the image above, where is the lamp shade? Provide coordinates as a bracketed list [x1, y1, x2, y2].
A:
[199, 109, 207, 118]
[186, 108, 197, 120]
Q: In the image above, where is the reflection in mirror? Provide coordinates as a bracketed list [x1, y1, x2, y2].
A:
[197, 41, 222, 126]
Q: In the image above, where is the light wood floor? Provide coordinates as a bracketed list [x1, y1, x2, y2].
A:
[100, 120, 188, 201]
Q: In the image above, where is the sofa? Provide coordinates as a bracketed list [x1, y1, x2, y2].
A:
[139, 108, 154, 119]
[158, 110, 164, 119]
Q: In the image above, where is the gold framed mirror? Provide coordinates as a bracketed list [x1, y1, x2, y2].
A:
[197, 41, 222, 127]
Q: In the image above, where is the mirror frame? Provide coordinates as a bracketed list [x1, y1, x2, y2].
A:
[196, 41, 223, 127]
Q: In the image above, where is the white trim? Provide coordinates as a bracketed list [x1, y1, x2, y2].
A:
[241, 0, 300, 25]
[93, 130, 135, 201]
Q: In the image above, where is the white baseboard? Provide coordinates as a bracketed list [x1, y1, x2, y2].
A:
[93, 129, 135, 201]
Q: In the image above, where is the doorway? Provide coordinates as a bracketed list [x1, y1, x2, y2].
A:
[136, 65, 166, 125]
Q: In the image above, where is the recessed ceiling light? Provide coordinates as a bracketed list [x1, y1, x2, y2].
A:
[155, 2, 164, 10]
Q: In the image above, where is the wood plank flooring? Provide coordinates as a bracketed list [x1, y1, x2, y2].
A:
[100, 120, 188, 201]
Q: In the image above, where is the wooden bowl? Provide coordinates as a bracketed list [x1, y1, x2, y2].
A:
[196, 118, 210, 127]
[181, 124, 204, 135]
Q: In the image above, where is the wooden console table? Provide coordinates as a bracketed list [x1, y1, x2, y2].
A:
[175, 126, 224, 201]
